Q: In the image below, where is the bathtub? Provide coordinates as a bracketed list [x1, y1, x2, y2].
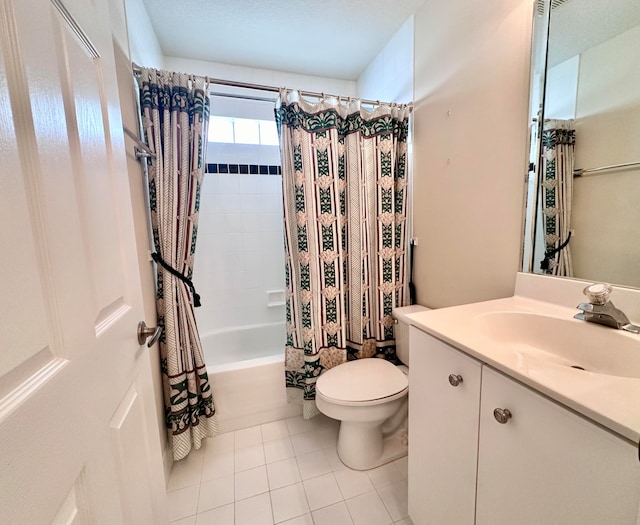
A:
[202, 322, 301, 432]
[202, 321, 285, 369]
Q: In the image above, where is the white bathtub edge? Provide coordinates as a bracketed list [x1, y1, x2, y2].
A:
[207, 353, 283, 375]
[208, 354, 302, 433]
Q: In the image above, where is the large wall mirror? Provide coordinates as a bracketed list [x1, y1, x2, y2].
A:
[523, 0, 640, 289]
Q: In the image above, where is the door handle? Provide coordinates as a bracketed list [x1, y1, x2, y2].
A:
[137, 321, 162, 347]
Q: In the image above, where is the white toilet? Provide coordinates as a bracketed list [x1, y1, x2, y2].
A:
[315, 305, 428, 470]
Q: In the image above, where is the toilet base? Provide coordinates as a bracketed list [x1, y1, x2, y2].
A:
[336, 416, 408, 471]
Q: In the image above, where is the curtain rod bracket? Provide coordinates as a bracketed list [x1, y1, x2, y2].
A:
[123, 125, 156, 161]
[135, 147, 155, 161]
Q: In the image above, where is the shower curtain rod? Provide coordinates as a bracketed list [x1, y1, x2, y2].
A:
[131, 63, 407, 108]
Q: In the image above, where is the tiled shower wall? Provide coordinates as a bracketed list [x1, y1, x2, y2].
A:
[193, 87, 289, 340]
[194, 172, 285, 337]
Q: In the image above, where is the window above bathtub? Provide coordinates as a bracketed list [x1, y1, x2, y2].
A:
[209, 116, 279, 146]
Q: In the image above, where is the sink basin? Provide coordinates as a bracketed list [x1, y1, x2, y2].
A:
[474, 312, 640, 378]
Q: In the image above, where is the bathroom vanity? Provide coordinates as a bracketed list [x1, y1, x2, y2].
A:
[406, 275, 640, 524]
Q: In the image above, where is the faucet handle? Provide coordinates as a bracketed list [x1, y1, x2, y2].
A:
[583, 283, 612, 305]
[576, 302, 594, 313]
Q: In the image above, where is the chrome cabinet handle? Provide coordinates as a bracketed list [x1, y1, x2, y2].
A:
[448, 374, 463, 387]
[137, 321, 162, 347]
[493, 408, 512, 424]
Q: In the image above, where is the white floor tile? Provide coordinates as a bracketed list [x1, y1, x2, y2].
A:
[235, 492, 274, 525]
[290, 430, 322, 456]
[302, 473, 343, 511]
[235, 425, 264, 449]
[170, 516, 197, 525]
[185, 443, 208, 463]
[206, 431, 235, 454]
[286, 415, 314, 435]
[235, 465, 269, 501]
[166, 417, 408, 525]
[197, 474, 234, 513]
[296, 449, 332, 480]
[235, 443, 266, 472]
[311, 413, 340, 432]
[264, 436, 295, 464]
[312, 501, 354, 525]
[323, 446, 346, 471]
[367, 462, 404, 489]
[267, 457, 301, 490]
[195, 503, 234, 525]
[167, 455, 204, 491]
[345, 491, 393, 525]
[393, 456, 408, 479]
[377, 480, 408, 522]
[279, 514, 313, 525]
[270, 482, 310, 523]
[201, 449, 234, 482]
[316, 426, 339, 448]
[334, 468, 375, 499]
[262, 420, 290, 442]
[167, 485, 199, 522]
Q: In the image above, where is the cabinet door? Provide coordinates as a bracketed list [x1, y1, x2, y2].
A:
[408, 328, 482, 525]
[477, 366, 640, 525]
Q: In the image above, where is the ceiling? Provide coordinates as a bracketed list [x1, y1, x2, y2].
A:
[140, 0, 426, 80]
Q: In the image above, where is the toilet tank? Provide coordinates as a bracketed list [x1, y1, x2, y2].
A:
[392, 305, 429, 366]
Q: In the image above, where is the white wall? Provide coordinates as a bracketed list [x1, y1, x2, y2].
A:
[163, 56, 357, 97]
[412, 0, 534, 308]
[357, 16, 414, 104]
[118, 0, 168, 478]
[124, 0, 163, 68]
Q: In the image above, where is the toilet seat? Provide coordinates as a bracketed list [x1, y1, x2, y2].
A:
[316, 359, 408, 407]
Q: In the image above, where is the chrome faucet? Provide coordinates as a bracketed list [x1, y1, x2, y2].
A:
[575, 283, 640, 334]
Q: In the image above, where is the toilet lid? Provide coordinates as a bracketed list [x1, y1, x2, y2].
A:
[316, 359, 408, 403]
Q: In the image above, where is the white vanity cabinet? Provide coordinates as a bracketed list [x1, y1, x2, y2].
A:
[476, 365, 640, 524]
[409, 327, 640, 525]
[408, 328, 482, 524]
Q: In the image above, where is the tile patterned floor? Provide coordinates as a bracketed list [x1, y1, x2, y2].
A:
[166, 414, 414, 525]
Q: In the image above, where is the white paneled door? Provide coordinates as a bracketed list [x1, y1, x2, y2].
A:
[0, 0, 166, 523]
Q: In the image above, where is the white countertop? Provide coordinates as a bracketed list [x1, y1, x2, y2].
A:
[406, 294, 640, 444]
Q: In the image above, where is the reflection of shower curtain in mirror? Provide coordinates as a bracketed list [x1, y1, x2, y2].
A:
[541, 119, 575, 276]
